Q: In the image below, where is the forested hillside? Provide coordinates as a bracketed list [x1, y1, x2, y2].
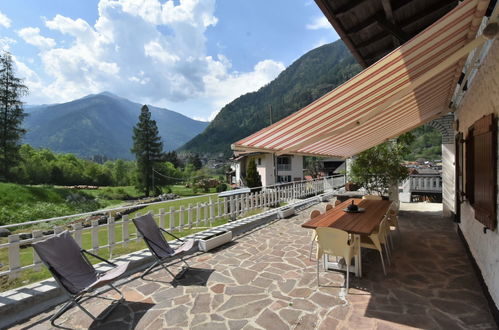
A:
[406, 125, 442, 161]
[180, 40, 362, 156]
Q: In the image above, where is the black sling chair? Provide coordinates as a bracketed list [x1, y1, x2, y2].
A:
[132, 213, 194, 281]
[32, 231, 129, 326]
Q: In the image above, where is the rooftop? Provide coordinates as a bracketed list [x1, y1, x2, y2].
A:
[11, 202, 496, 329]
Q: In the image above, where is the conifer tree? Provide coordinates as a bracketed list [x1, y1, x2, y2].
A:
[131, 105, 163, 196]
[0, 51, 28, 181]
[245, 159, 262, 188]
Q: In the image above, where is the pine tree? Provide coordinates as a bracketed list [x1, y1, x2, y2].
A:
[245, 159, 262, 188]
[0, 52, 28, 181]
[131, 105, 163, 196]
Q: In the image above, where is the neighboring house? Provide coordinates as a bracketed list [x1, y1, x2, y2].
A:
[228, 152, 303, 187]
[318, 157, 345, 176]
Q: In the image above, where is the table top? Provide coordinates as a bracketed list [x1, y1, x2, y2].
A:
[301, 198, 392, 235]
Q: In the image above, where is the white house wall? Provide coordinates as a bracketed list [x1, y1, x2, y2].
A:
[455, 38, 499, 309]
[276, 155, 304, 182]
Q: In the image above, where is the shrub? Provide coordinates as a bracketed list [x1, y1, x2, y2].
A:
[216, 183, 227, 192]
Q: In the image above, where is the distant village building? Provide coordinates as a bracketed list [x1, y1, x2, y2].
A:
[228, 152, 304, 187]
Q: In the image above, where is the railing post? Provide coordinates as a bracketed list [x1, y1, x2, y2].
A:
[91, 220, 99, 253]
[122, 214, 129, 247]
[188, 203, 193, 229]
[8, 234, 20, 280]
[108, 213, 115, 259]
[229, 196, 235, 220]
[72, 223, 83, 247]
[169, 207, 175, 232]
[209, 197, 215, 225]
[179, 206, 185, 230]
[159, 208, 165, 229]
[32, 230, 43, 272]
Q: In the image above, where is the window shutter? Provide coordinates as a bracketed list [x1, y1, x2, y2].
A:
[465, 127, 474, 204]
[456, 132, 464, 203]
[471, 114, 496, 230]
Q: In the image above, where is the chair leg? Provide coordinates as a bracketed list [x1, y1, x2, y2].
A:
[141, 260, 160, 280]
[316, 258, 320, 287]
[50, 299, 78, 326]
[379, 250, 387, 276]
[309, 233, 316, 261]
[181, 257, 190, 269]
[346, 263, 349, 294]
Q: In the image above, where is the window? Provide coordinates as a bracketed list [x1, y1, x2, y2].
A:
[277, 156, 291, 171]
[278, 175, 292, 183]
[465, 114, 497, 230]
[258, 158, 261, 165]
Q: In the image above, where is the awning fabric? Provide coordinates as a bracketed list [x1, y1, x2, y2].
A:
[232, 0, 489, 158]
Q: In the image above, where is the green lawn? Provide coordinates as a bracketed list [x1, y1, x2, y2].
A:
[0, 197, 263, 291]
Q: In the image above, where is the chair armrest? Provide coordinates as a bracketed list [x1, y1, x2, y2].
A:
[81, 249, 117, 267]
[159, 228, 185, 242]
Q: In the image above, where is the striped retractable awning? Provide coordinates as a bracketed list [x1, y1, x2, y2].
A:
[232, 0, 489, 158]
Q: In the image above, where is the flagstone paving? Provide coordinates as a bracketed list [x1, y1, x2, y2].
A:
[11, 203, 497, 329]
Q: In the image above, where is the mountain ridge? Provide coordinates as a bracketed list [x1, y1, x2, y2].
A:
[23, 92, 209, 160]
[179, 40, 362, 156]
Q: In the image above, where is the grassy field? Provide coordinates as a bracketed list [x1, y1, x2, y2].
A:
[0, 183, 219, 227]
[0, 185, 262, 291]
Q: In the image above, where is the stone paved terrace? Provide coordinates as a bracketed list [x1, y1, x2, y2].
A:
[10, 202, 497, 329]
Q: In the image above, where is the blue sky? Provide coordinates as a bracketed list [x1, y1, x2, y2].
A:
[0, 0, 338, 121]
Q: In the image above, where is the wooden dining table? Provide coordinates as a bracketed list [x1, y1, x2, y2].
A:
[302, 198, 392, 277]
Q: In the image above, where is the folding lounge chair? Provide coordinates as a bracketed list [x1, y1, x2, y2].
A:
[133, 213, 195, 281]
[32, 231, 129, 326]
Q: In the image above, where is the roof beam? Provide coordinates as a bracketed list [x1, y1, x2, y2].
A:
[381, 0, 402, 47]
[314, 0, 368, 67]
[374, 13, 410, 43]
[345, 0, 457, 35]
[331, 0, 370, 16]
[285, 32, 494, 153]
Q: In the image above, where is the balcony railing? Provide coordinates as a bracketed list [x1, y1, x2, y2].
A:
[403, 174, 442, 193]
[277, 164, 291, 171]
[0, 175, 345, 282]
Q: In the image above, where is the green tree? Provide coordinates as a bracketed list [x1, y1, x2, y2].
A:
[0, 52, 28, 181]
[245, 159, 262, 188]
[189, 153, 202, 170]
[131, 105, 163, 196]
[350, 134, 413, 195]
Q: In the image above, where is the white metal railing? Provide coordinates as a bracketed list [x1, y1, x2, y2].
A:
[0, 175, 345, 282]
[406, 174, 442, 192]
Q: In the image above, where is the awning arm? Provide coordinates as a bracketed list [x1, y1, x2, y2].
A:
[283, 24, 497, 154]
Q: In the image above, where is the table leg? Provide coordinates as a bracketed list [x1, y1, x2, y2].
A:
[355, 234, 362, 277]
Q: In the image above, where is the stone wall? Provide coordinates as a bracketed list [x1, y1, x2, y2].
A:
[455, 38, 499, 310]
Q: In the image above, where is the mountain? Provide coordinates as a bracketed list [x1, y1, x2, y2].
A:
[180, 40, 362, 156]
[23, 92, 209, 160]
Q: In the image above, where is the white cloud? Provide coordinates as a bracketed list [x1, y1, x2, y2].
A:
[0, 11, 11, 28]
[17, 27, 56, 49]
[0, 37, 16, 51]
[20, 0, 285, 121]
[306, 16, 330, 30]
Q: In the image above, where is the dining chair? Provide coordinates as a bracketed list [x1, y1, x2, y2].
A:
[386, 201, 401, 237]
[308, 210, 322, 260]
[325, 204, 333, 211]
[362, 194, 383, 200]
[315, 227, 359, 293]
[360, 215, 390, 275]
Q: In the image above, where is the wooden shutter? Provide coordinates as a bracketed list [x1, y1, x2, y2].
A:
[465, 127, 474, 204]
[470, 114, 496, 230]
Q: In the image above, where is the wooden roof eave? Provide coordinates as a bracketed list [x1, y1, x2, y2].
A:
[314, 0, 369, 68]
